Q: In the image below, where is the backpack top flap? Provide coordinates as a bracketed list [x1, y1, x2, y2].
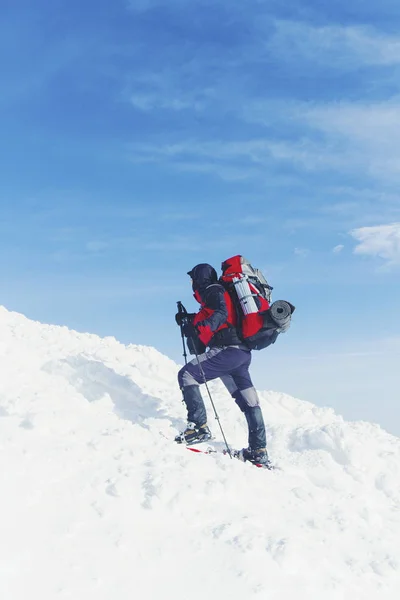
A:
[221, 255, 273, 303]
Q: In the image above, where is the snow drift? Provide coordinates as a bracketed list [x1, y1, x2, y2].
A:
[0, 305, 399, 600]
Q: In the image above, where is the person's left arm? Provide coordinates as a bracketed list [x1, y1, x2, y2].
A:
[197, 285, 228, 332]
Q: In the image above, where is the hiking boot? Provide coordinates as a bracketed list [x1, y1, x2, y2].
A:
[175, 422, 212, 445]
[241, 447, 273, 469]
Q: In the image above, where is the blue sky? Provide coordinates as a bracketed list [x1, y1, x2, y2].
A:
[1, 0, 400, 434]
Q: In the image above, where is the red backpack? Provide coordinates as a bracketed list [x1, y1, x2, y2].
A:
[220, 255, 294, 350]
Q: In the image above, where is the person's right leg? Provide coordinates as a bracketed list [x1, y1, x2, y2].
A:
[220, 355, 269, 465]
[222, 376, 267, 451]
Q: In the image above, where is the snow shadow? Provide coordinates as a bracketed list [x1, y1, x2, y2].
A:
[43, 355, 173, 428]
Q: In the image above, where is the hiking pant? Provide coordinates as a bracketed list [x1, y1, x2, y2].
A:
[178, 346, 266, 450]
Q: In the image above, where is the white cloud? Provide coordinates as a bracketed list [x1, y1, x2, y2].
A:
[128, 139, 275, 180]
[125, 63, 216, 114]
[125, 81, 400, 185]
[128, 137, 351, 178]
[350, 223, 400, 266]
[269, 20, 400, 67]
[333, 245, 344, 254]
[271, 100, 400, 185]
[303, 102, 400, 148]
[130, 94, 155, 111]
[130, 93, 203, 112]
[135, 97, 399, 184]
[294, 247, 310, 258]
[249, 100, 400, 185]
[127, 99, 400, 186]
[125, 111, 400, 186]
[86, 241, 109, 253]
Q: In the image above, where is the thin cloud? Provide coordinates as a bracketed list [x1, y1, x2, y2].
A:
[128, 137, 347, 179]
[126, 10, 400, 71]
[333, 245, 344, 254]
[296, 101, 400, 184]
[128, 139, 274, 180]
[127, 102, 400, 186]
[172, 160, 258, 182]
[303, 102, 400, 146]
[246, 100, 400, 185]
[126, 133, 357, 183]
[160, 212, 199, 222]
[294, 247, 310, 258]
[268, 20, 400, 68]
[350, 223, 400, 266]
[130, 93, 205, 113]
[120, 12, 400, 188]
[86, 241, 110, 253]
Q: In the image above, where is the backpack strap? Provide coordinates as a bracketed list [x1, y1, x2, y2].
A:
[206, 283, 223, 290]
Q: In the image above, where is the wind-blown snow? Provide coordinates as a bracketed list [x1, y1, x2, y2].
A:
[0, 305, 399, 600]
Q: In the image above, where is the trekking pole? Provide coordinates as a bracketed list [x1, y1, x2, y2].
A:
[194, 348, 232, 459]
[177, 301, 232, 458]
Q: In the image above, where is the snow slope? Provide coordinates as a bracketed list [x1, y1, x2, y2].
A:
[0, 305, 399, 600]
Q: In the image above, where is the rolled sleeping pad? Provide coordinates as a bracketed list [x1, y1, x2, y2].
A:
[269, 300, 294, 332]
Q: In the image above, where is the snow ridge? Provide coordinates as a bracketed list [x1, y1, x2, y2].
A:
[0, 306, 399, 600]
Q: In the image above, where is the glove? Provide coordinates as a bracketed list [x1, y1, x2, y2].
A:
[175, 312, 195, 327]
[175, 312, 184, 326]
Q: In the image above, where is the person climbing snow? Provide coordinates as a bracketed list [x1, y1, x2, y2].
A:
[175, 263, 271, 468]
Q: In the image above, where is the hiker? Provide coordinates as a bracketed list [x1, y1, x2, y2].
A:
[175, 263, 270, 467]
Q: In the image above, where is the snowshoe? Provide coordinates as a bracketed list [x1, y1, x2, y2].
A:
[239, 447, 273, 469]
[175, 422, 212, 445]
